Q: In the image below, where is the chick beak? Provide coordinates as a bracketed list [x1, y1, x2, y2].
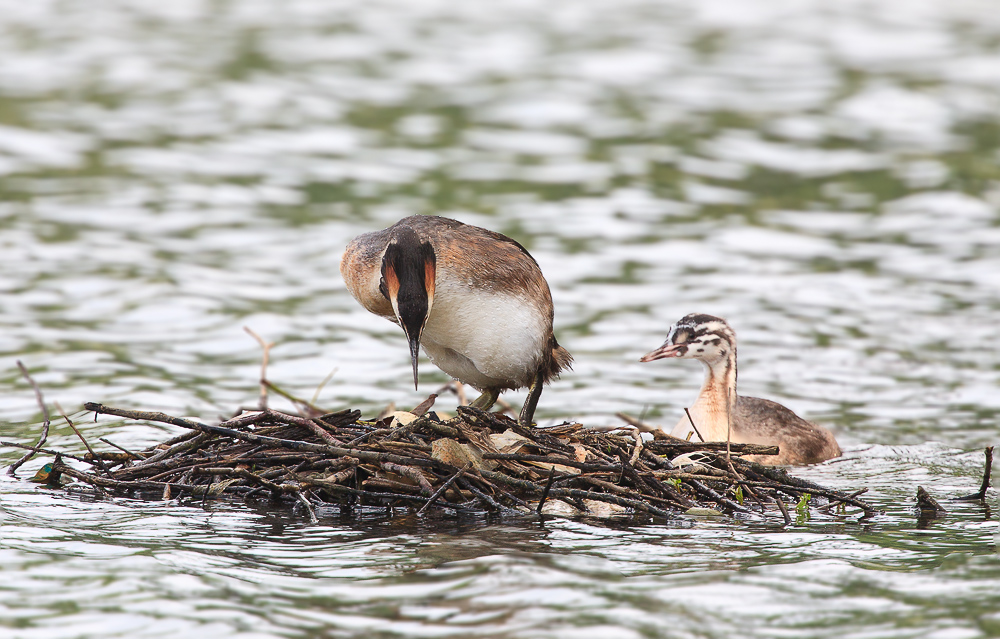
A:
[639, 342, 685, 362]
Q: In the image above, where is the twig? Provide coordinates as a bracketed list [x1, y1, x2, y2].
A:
[494, 396, 515, 417]
[916, 486, 947, 514]
[683, 407, 705, 443]
[262, 408, 345, 446]
[629, 430, 644, 467]
[84, 403, 443, 469]
[54, 401, 108, 474]
[615, 412, 660, 433]
[418, 462, 471, 515]
[644, 440, 778, 457]
[99, 438, 146, 460]
[460, 479, 519, 515]
[1, 441, 92, 464]
[481, 452, 618, 473]
[816, 488, 868, 513]
[536, 465, 557, 514]
[380, 462, 433, 495]
[773, 491, 792, 525]
[263, 380, 327, 416]
[958, 446, 993, 501]
[725, 388, 735, 474]
[244, 326, 274, 410]
[8, 361, 52, 475]
[217, 411, 271, 430]
[311, 367, 338, 406]
[295, 491, 319, 523]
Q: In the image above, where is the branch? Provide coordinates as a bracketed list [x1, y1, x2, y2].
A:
[8, 361, 51, 475]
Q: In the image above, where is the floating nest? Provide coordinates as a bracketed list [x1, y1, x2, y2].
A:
[4, 389, 878, 523]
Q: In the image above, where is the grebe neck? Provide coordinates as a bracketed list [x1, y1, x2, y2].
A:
[688, 347, 737, 441]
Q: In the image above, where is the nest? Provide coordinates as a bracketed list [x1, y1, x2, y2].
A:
[6, 395, 876, 523]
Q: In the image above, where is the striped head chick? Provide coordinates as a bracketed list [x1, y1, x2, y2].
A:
[640, 313, 736, 369]
[640, 313, 738, 443]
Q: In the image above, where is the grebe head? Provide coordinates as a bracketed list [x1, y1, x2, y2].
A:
[639, 313, 735, 366]
[380, 227, 436, 389]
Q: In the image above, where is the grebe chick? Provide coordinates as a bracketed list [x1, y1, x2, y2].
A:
[341, 215, 572, 428]
[639, 313, 840, 465]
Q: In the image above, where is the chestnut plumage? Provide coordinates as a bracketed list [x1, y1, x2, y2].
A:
[341, 215, 571, 427]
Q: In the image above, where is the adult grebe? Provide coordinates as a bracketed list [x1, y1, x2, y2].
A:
[640, 313, 840, 465]
[341, 215, 572, 427]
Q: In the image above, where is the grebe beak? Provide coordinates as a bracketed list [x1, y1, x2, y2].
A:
[382, 232, 437, 390]
[639, 342, 685, 362]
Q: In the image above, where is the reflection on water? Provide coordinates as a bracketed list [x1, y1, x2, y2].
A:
[2, 0, 1000, 637]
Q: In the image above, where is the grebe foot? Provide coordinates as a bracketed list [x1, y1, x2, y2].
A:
[469, 387, 500, 411]
[517, 370, 545, 428]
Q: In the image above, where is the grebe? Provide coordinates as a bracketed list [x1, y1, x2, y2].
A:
[341, 215, 572, 427]
[639, 313, 840, 465]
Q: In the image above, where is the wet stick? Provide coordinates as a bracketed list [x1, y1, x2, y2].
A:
[8, 361, 51, 475]
[916, 486, 947, 515]
[957, 446, 993, 502]
[418, 462, 471, 515]
[54, 401, 109, 475]
[773, 491, 792, 526]
[536, 465, 557, 514]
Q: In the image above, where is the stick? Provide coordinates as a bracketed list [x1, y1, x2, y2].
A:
[615, 412, 659, 433]
[380, 462, 433, 495]
[311, 366, 338, 406]
[536, 465, 557, 514]
[54, 460, 241, 497]
[84, 403, 443, 470]
[418, 462, 471, 515]
[644, 440, 778, 457]
[773, 491, 792, 525]
[916, 486, 947, 514]
[480, 453, 618, 473]
[295, 492, 319, 523]
[683, 408, 705, 443]
[629, 430, 644, 467]
[244, 326, 274, 410]
[958, 446, 993, 501]
[724, 388, 736, 475]
[460, 479, 518, 514]
[54, 401, 109, 474]
[816, 488, 868, 513]
[1, 441, 92, 464]
[262, 408, 345, 446]
[8, 361, 52, 475]
[263, 380, 327, 416]
[479, 468, 675, 518]
[99, 438, 146, 460]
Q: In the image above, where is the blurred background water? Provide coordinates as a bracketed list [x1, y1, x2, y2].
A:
[2, 0, 999, 637]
